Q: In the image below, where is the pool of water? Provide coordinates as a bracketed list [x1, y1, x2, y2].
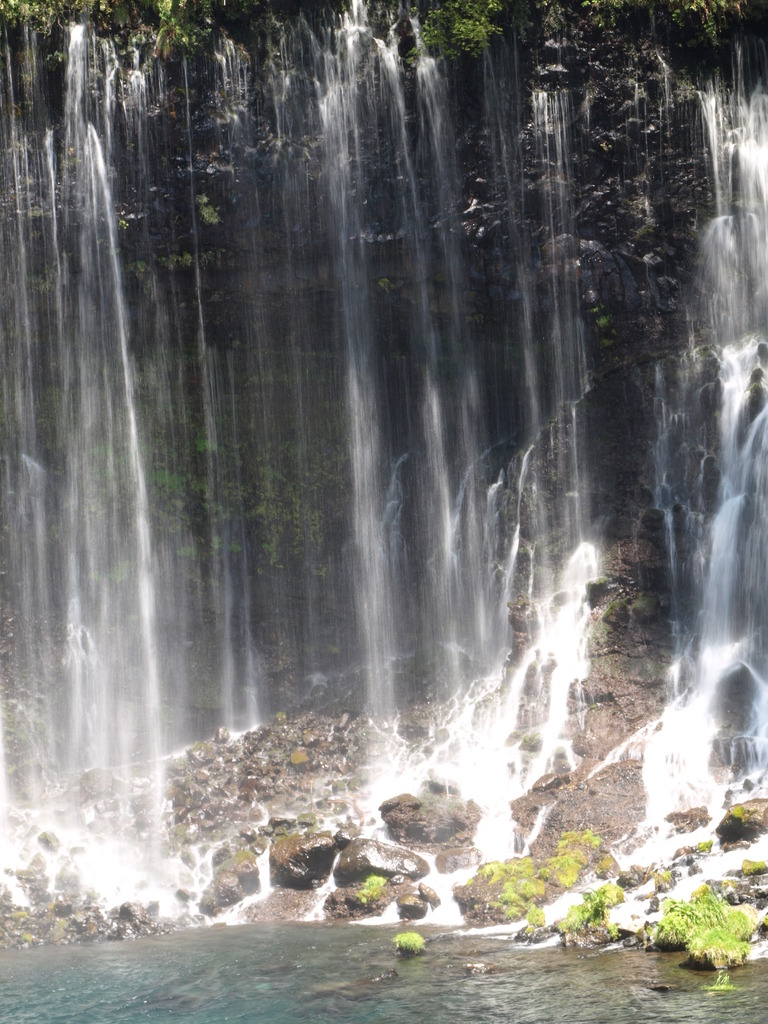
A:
[2, 925, 765, 1023]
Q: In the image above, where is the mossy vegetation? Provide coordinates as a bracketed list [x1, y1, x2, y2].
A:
[543, 830, 603, 888]
[0, 0, 750, 58]
[0, 0, 280, 52]
[393, 930, 425, 956]
[653, 885, 756, 969]
[742, 859, 767, 877]
[421, 0, 505, 57]
[471, 831, 606, 922]
[580, 0, 744, 46]
[527, 905, 546, 929]
[685, 926, 751, 969]
[358, 874, 388, 905]
[558, 884, 623, 941]
[479, 857, 546, 920]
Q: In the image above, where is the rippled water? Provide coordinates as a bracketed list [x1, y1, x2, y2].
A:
[2, 925, 766, 1023]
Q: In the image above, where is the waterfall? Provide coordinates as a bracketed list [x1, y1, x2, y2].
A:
[0, 8, 638, 916]
[643, 44, 768, 827]
[691, 51, 768, 781]
[61, 26, 162, 774]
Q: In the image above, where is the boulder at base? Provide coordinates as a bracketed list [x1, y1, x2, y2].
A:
[333, 837, 429, 885]
[269, 832, 338, 889]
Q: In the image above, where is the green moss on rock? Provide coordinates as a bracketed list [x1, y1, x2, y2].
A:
[742, 859, 767, 877]
[654, 884, 756, 967]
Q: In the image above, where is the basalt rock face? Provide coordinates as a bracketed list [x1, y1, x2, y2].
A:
[0, 3, 748, 944]
[0, 7, 721, 769]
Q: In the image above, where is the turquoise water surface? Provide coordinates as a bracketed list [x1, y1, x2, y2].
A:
[2, 924, 767, 1022]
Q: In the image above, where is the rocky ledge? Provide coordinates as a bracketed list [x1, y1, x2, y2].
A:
[1, 708, 768, 957]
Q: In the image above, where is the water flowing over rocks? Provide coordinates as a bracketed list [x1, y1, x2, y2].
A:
[2, 0, 768, 961]
[378, 792, 482, 850]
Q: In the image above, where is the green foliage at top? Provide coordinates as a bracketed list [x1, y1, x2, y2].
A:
[421, 0, 504, 57]
[0, 0, 270, 52]
[0, 0, 67, 31]
[0, 0, 749, 58]
[393, 930, 425, 955]
[581, 0, 743, 46]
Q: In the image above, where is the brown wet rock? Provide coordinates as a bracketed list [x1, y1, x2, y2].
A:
[435, 846, 483, 874]
[396, 890, 429, 920]
[378, 792, 481, 850]
[198, 869, 245, 917]
[333, 837, 430, 886]
[512, 759, 646, 862]
[323, 885, 393, 921]
[269, 831, 338, 889]
[716, 799, 768, 843]
[665, 806, 711, 833]
[242, 887, 320, 923]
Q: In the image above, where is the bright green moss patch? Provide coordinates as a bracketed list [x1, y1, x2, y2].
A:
[479, 858, 546, 921]
[654, 885, 757, 968]
[698, 840, 714, 853]
[560, 829, 602, 852]
[358, 874, 388, 905]
[393, 931, 425, 957]
[544, 830, 604, 889]
[684, 927, 751, 970]
[742, 859, 767, 877]
[527, 906, 546, 929]
[545, 853, 584, 888]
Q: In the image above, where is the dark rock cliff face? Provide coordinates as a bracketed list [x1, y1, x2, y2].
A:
[0, 7, 730, 792]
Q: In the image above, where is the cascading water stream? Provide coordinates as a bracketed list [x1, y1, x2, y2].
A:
[61, 26, 162, 775]
[639, 48, 768, 849]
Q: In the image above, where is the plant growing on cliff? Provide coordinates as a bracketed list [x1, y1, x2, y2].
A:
[421, 0, 504, 57]
[580, 0, 744, 46]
